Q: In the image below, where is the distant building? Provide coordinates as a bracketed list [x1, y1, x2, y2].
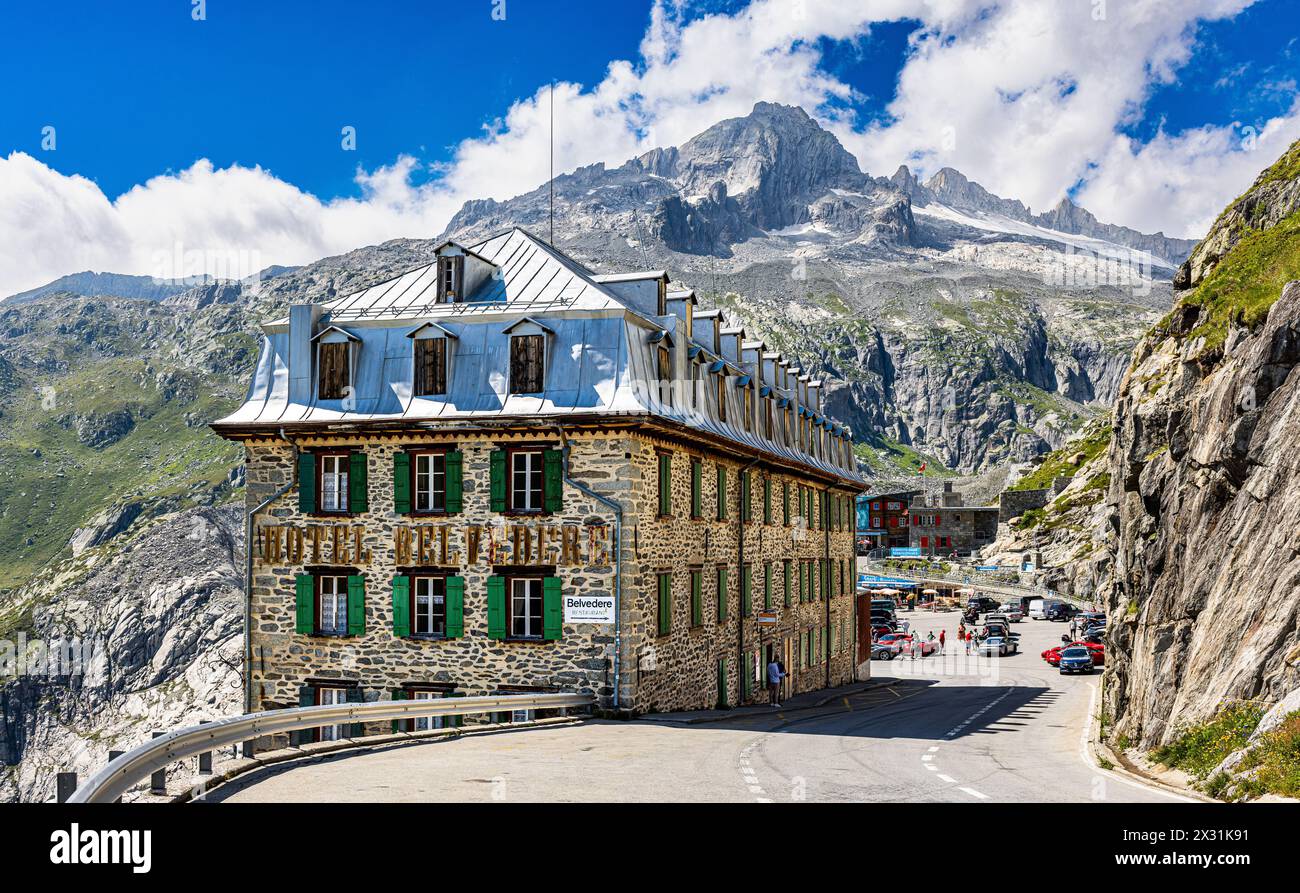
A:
[908, 482, 999, 555]
[858, 489, 920, 549]
[213, 228, 864, 733]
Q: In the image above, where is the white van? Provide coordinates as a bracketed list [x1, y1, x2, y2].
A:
[1028, 599, 1051, 620]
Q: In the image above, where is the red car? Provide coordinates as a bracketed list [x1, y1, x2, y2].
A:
[1042, 641, 1104, 666]
[878, 633, 936, 656]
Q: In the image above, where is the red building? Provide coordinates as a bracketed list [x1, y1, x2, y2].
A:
[862, 490, 919, 549]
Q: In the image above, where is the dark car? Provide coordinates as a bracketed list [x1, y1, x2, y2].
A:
[1058, 646, 1095, 674]
[967, 596, 1001, 613]
[1045, 602, 1079, 621]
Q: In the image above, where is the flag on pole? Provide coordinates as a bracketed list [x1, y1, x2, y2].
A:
[918, 461, 926, 473]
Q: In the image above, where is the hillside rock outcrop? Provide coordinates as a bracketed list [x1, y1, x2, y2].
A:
[1104, 142, 1300, 748]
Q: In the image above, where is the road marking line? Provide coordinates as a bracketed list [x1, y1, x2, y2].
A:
[921, 755, 933, 761]
[927, 746, 939, 752]
[1079, 681, 1196, 803]
[937, 774, 956, 783]
[924, 764, 938, 771]
[959, 787, 989, 800]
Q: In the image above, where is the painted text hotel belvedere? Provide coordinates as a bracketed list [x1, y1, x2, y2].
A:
[213, 227, 864, 735]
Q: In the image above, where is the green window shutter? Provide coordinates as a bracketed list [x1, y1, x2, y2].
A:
[486, 576, 506, 639]
[783, 560, 792, 607]
[489, 450, 507, 513]
[293, 685, 315, 745]
[391, 688, 407, 734]
[657, 574, 671, 635]
[740, 472, 751, 522]
[763, 478, 772, 524]
[392, 452, 411, 514]
[658, 453, 672, 516]
[349, 452, 368, 513]
[543, 576, 563, 640]
[797, 561, 805, 602]
[691, 571, 702, 626]
[346, 686, 365, 738]
[716, 466, 727, 520]
[298, 453, 316, 514]
[741, 564, 752, 617]
[716, 567, 728, 622]
[691, 461, 702, 518]
[446, 576, 465, 638]
[444, 451, 464, 514]
[295, 574, 315, 634]
[391, 576, 410, 637]
[783, 483, 790, 525]
[763, 564, 772, 611]
[346, 575, 366, 636]
[543, 449, 564, 513]
[446, 691, 466, 727]
[716, 659, 728, 709]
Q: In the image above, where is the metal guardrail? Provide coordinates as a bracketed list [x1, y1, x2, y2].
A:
[859, 562, 1090, 607]
[68, 692, 595, 804]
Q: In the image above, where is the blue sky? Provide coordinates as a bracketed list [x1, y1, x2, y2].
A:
[1, 0, 1297, 295]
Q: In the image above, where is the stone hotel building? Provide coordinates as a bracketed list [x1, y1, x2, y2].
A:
[213, 228, 864, 731]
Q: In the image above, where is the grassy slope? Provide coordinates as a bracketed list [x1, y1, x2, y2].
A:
[0, 299, 245, 588]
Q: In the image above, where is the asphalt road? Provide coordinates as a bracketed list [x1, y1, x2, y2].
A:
[209, 608, 1188, 803]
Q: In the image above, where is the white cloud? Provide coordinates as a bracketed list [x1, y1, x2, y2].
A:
[0, 0, 1293, 296]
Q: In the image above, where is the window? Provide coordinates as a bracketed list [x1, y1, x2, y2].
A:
[318, 341, 350, 400]
[715, 374, 727, 423]
[511, 450, 544, 512]
[414, 452, 446, 513]
[510, 577, 544, 639]
[763, 477, 772, 525]
[783, 482, 790, 525]
[413, 575, 447, 637]
[690, 459, 702, 519]
[317, 686, 349, 741]
[742, 388, 753, 432]
[437, 255, 463, 302]
[411, 690, 445, 731]
[716, 566, 728, 622]
[740, 471, 751, 522]
[319, 454, 349, 512]
[657, 452, 672, 517]
[318, 574, 349, 635]
[763, 562, 772, 611]
[657, 344, 673, 407]
[741, 563, 752, 617]
[783, 559, 792, 607]
[414, 338, 448, 396]
[510, 334, 545, 393]
[657, 573, 671, 636]
[690, 569, 703, 627]
[716, 465, 728, 520]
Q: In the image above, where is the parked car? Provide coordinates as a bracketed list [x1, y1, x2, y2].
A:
[1058, 646, 1095, 674]
[997, 603, 1024, 622]
[1042, 641, 1104, 666]
[877, 633, 936, 657]
[871, 642, 897, 661]
[1045, 602, 1079, 622]
[1027, 598, 1050, 620]
[967, 596, 1001, 614]
[978, 636, 1018, 657]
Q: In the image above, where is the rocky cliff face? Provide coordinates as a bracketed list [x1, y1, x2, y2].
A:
[0, 505, 242, 803]
[1103, 141, 1300, 748]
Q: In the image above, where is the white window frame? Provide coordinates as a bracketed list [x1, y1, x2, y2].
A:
[413, 575, 447, 637]
[320, 455, 349, 513]
[414, 452, 447, 513]
[317, 686, 348, 741]
[319, 574, 349, 635]
[510, 450, 543, 512]
[412, 689, 445, 731]
[510, 576, 544, 639]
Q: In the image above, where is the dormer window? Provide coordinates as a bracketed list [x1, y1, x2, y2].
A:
[437, 255, 464, 303]
[408, 322, 457, 398]
[657, 344, 672, 407]
[313, 325, 359, 401]
[503, 318, 554, 395]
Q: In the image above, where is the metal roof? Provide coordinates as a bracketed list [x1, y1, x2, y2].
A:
[214, 227, 863, 484]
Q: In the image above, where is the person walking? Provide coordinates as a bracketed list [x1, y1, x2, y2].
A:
[766, 654, 786, 708]
[939, 628, 946, 654]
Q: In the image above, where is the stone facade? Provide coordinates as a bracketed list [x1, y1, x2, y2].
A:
[244, 424, 860, 730]
[908, 484, 1000, 555]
